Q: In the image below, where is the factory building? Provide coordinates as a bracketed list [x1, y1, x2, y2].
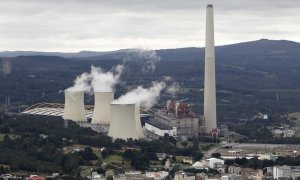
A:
[144, 119, 177, 139]
[147, 100, 201, 141]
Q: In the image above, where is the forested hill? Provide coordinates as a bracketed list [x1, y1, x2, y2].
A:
[1, 39, 300, 62]
[1, 39, 300, 117]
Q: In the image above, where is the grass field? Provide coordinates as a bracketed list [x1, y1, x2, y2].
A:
[103, 155, 124, 164]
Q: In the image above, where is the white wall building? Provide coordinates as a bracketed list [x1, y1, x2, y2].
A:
[273, 166, 292, 180]
[145, 120, 177, 137]
[207, 158, 224, 169]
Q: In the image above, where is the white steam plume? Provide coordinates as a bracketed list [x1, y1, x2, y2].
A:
[113, 81, 166, 109]
[66, 72, 91, 92]
[66, 65, 123, 93]
[166, 82, 180, 97]
[91, 65, 123, 92]
[123, 48, 161, 73]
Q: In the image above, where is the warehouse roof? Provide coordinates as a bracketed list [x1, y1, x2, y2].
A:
[146, 119, 173, 130]
[22, 102, 94, 119]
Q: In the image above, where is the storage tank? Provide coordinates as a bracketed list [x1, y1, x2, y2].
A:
[91, 92, 114, 124]
[63, 90, 87, 122]
[108, 103, 144, 140]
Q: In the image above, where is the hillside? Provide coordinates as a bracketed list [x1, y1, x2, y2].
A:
[1, 39, 300, 119]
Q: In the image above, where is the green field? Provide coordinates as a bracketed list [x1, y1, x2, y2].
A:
[103, 155, 124, 164]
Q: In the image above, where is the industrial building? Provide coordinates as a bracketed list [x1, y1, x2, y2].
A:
[22, 102, 93, 119]
[144, 100, 202, 141]
[144, 119, 177, 139]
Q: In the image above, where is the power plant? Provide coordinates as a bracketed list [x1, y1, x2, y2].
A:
[21, 4, 218, 140]
[91, 92, 114, 124]
[63, 90, 87, 122]
[204, 4, 217, 132]
[108, 103, 145, 140]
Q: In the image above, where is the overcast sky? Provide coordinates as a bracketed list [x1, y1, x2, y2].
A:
[0, 0, 299, 52]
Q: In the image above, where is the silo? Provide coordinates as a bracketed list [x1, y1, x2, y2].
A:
[63, 90, 87, 122]
[108, 103, 144, 140]
[91, 92, 114, 124]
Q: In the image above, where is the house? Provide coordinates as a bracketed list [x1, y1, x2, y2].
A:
[206, 158, 224, 169]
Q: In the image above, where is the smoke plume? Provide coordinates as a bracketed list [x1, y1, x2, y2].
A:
[66, 65, 123, 93]
[66, 72, 91, 92]
[123, 49, 161, 73]
[166, 82, 180, 97]
[113, 81, 166, 109]
[91, 65, 123, 92]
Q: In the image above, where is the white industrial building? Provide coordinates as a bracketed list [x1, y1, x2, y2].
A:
[91, 92, 114, 124]
[108, 103, 145, 140]
[145, 120, 177, 138]
[63, 90, 87, 122]
[206, 158, 225, 169]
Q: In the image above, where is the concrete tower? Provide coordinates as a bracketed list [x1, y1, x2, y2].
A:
[91, 92, 114, 124]
[108, 103, 144, 140]
[204, 4, 217, 132]
[63, 90, 87, 122]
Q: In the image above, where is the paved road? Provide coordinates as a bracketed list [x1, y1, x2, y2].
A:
[203, 143, 300, 159]
[203, 143, 239, 159]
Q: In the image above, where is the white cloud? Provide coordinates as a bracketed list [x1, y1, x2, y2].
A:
[0, 0, 299, 51]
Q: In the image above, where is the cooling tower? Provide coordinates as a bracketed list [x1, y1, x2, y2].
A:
[204, 4, 217, 132]
[63, 90, 87, 122]
[108, 103, 145, 140]
[91, 92, 114, 124]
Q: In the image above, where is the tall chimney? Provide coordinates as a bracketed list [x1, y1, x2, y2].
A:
[204, 4, 217, 132]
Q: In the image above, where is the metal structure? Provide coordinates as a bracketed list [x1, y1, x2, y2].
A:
[22, 102, 94, 119]
[63, 90, 87, 122]
[91, 92, 114, 124]
[108, 103, 145, 140]
[204, 4, 217, 132]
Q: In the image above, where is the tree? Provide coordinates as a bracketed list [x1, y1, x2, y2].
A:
[181, 142, 188, 147]
[211, 153, 221, 159]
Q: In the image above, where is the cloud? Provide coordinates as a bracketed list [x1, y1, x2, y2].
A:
[0, 0, 299, 51]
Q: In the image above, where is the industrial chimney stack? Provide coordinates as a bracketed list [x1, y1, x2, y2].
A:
[204, 4, 217, 132]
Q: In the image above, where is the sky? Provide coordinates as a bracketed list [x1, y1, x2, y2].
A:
[0, 0, 299, 52]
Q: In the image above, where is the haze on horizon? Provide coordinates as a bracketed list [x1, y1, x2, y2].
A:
[0, 0, 299, 52]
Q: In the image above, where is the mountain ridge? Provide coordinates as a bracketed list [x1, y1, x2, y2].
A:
[1, 39, 299, 59]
